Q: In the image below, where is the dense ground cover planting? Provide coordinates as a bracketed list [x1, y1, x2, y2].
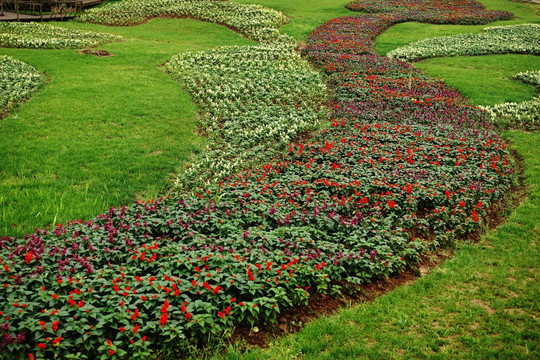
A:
[387, 23, 540, 61]
[225, 1, 539, 358]
[165, 45, 327, 185]
[0, 22, 122, 49]
[373, 0, 540, 108]
[79, 0, 290, 44]
[514, 70, 540, 88]
[0, 55, 41, 114]
[299, 0, 515, 249]
[345, 0, 513, 24]
[0, 0, 521, 359]
[229, 132, 539, 359]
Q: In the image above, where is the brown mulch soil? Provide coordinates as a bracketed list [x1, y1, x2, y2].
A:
[229, 251, 450, 348]
[79, 49, 114, 57]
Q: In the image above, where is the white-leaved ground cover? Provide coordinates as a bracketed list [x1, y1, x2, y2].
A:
[0, 55, 41, 113]
[387, 24, 540, 61]
[479, 71, 540, 129]
[79, 0, 293, 46]
[513, 70, 540, 88]
[0, 22, 122, 49]
[165, 45, 327, 185]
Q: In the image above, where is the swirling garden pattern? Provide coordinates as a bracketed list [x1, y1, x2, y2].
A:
[387, 23, 540, 61]
[0, 0, 526, 358]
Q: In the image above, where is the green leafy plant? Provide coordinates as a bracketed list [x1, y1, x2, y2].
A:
[0, 22, 122, 49]
[0, 55, 41, 113]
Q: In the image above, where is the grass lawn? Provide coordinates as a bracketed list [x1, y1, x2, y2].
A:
[0, 18, 254, 237]
[416, 55, 540, 106]
[232, 0, 353, 40]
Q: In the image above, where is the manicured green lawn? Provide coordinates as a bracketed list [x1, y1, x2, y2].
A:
[417, 55, 540, 106]
[0, 18, 254, 237]
[233, 0, 352, 40]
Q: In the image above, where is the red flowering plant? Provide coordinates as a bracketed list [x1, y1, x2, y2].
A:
[304, 0, 512, 57]
[0, 0, 516, 358]
[345, 0, 513, 25]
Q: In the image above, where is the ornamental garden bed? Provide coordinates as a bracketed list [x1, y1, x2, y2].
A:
[0, 0, 536, 358]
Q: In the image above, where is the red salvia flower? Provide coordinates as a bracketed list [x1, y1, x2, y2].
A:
[159, 312, 168, 327]
[25, 252, 34, 265]
[52, 321, 60, 332]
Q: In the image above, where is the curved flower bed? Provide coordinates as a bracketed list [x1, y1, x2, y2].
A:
[513, 70, 540, 87]
[387, 24, 540, 61]
[0, 0, 516, 358]
[79, 0, 291, 45]
[165, 45, 327, 185]
[304, 0, 512, 57]
[0, 22, 121, 49]
[345, 0, 513, 24]
[81, 0, 326, 186]
[0, 55, 41, 114]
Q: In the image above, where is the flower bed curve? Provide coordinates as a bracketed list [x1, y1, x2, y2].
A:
[0, 55, 41, 116]
[387, 24, 540, 62]
[479, 70, 540, 130]
[0, 22, 122, 49]
[0, 0, 517, 359]
[164, 44, 327, 186]
[79, 0, 291, 45]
